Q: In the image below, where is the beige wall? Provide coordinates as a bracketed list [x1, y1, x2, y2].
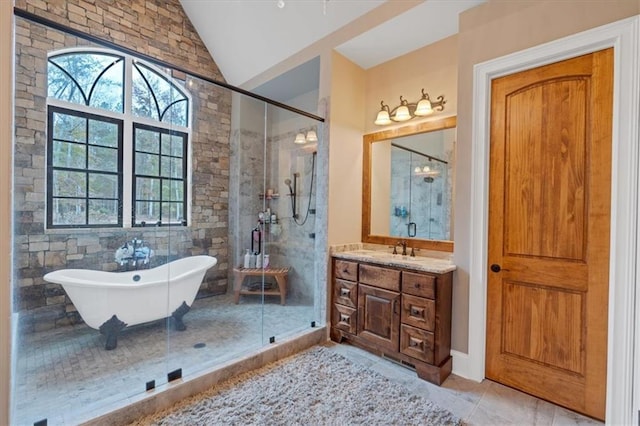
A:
[327, 52, 366, 245]
[1, 2, 13, 423]
[364, 34, 459, 135]
[453, 0, 640, 353]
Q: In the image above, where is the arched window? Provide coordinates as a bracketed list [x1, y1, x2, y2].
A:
[46, 49, 190, 228]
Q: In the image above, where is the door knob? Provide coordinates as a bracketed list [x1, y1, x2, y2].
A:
[490, 264, 502, 273]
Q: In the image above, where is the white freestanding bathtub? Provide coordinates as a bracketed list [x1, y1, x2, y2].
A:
[43, 255, 217, 349]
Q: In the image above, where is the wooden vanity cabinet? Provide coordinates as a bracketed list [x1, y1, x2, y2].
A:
[330, 257, 453, 385]
[357, 264, 401, 352]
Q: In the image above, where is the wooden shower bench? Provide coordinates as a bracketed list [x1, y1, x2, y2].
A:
[233, 267, 289, 305]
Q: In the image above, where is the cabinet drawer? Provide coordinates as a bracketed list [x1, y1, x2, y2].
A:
[334, 260, 358, 281]
[332, 303, 357, 334]
[401, 294, 435, 331]
[402, 271, 436, 299]
[359, 264, 400, 292]
[334, 279, 357, 308]
[400, 324, 435, 364]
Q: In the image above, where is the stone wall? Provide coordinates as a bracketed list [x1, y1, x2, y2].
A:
[15, 0, 223, 81]
[13, 1, 231, 332]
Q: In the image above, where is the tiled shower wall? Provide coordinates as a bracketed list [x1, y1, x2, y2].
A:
[229, 104, 319, 305]
[13, 0, 231, 332]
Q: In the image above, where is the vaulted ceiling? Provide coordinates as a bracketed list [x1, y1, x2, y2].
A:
[180, 0, 485, 101]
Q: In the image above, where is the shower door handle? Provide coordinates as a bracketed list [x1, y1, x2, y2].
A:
[407, 222, 416, 237]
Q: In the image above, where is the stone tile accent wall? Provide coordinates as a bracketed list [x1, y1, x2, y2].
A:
[13, 1, 231, 332]
[15, 0, 224, 82]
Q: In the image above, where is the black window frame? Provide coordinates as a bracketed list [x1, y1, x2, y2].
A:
[132, 123, 188, 227]
[46, 105, 124, 229]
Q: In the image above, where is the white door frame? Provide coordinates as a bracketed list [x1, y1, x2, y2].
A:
[468, 16, 639, 424]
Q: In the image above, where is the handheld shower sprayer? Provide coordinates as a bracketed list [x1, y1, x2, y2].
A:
[284, 176, 298, 218]
[284, 178, 294, 196]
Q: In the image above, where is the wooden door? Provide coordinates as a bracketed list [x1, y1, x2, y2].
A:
[358, 284, 400, 352]
[486, 49, 613, 420]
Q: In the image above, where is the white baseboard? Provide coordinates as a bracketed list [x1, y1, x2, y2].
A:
[451, 349, 479, 382]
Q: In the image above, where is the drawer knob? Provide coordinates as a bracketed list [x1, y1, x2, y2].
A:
[414, 283, 421, 288]
[410, 306, 424, 317]
[409, 337, 422, 348]
[340, 314, 350, 323]
[340, 288, 350, 297]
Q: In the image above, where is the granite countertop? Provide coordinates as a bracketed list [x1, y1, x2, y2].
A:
[332, 249, 456, 274]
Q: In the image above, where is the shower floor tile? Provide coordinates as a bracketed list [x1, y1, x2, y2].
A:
[12, 293, 315, 426]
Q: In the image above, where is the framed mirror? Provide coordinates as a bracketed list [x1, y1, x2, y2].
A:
[362, 116, 456, 252]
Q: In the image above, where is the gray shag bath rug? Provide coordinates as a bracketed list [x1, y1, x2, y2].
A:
[131, 345, 462, 426]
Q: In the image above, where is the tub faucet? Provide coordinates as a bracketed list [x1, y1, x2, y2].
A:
[115, 238, 154, 270]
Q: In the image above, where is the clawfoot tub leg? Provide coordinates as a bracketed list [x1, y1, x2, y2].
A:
[99, 315, 127, 350]
[171, 301, 191, 331]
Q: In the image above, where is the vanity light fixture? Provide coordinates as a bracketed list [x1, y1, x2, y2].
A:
[294, 130, 318, 144]
[374, 89, 446, 126]
[414, 164, 441, 178]
[294, 133, 306, 144]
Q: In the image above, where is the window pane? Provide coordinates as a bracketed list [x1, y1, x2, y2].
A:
[89, 120, 118, 147]
[53, 113, 86, 142]
[49, 53, 124, 111]
[48, 64, 85, 104]
[88, 59, 124, 112]
[88, 146, 118, 172]
[88, 199, 119, 225]
[136, 177, 160, 201]
[135, 201, 160, 224]
[135, 128, 160, 153]
[52, 141, 86, 169]
[161, 202, 183, 223]
[52, 198, 86, 225]
[132, 66, 159, 121]
[89, 173, 118, 199]
[161, 133, 184, 157]
[162, 180, 184, 201]
[52, 170, 86, 197]
[163, 100, 188, 127]
[160, 156, 183, 178]
[136, 153, 159, 176]
[132, 62, 187, 125]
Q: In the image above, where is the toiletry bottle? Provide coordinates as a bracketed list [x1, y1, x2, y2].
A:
[256, 252, 262, 268]
[263, 254, 270, 269]
[250, 252, 257, 268]
[243, 249, 251, 268]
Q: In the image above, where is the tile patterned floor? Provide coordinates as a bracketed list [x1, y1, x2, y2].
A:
[326, 343, 603, 426]
[13, 293, 603, 426]
[12, 293, 316, 426]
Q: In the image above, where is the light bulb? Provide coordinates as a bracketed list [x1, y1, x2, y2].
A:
[394, 105, 411, 121]
[375, 109, 391, 126]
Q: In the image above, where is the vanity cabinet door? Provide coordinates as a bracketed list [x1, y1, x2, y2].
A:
[402, 271, 436, 299]
[400, 324, 435, 364]
[359, 264, 400, 292]
[401, 293, 435, 331]
[334, 260, 358, 281]
[357, 284, 400, 352]
[334, 279, 357, 308]
[333, 303, 357, 334]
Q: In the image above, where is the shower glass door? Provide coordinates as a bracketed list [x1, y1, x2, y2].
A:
[257, 104, 323, 346]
